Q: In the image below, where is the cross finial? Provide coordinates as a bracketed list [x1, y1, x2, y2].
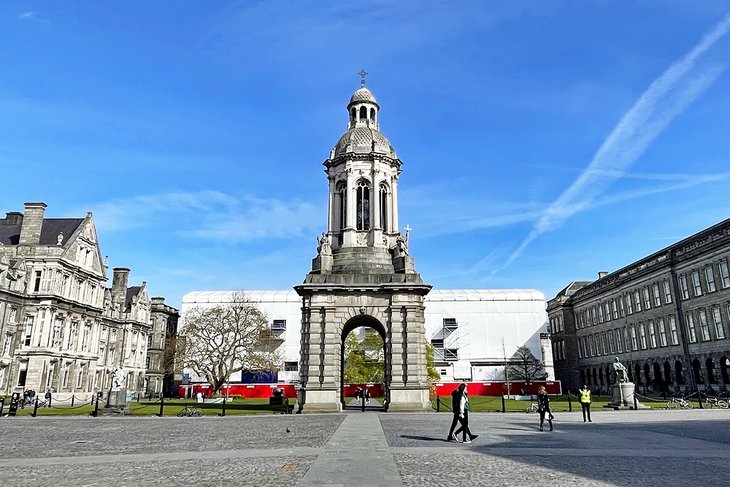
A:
[404, 224, 412, 240]
[358, 68, 368, 87]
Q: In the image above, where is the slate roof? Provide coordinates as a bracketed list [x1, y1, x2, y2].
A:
[126, 286, 142, 310]
[0, 218, 84, 246]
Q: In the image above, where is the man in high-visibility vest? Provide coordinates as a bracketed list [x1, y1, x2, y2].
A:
[579, 385, 592, 422]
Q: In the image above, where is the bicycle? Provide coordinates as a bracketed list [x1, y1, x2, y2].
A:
[703, 396, 729, 409]
[177, 405, 203, 417]
[667, 396, 693, 409]
[526, 402, 538, 413]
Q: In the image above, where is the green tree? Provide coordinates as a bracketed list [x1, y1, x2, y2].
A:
[426, 343, 441, 396]
[343, 328, 384, 383]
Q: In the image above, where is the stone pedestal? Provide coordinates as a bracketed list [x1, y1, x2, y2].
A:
[392, 256, 415, 273]
[108, 389, 127, 408]
[387, 388, 431, 412]
[605, 382, 650, 410]
[311, 255, 333, 273]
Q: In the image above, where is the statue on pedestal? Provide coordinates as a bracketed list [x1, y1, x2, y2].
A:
[316, 233, 331, 256]
[613, 357, 629, 383]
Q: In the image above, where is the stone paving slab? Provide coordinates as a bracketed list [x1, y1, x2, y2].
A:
[0, 409, 728, 486]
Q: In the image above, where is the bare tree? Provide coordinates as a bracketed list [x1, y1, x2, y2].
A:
[179, 292, 280, 394]
[507, 346, 546, 388]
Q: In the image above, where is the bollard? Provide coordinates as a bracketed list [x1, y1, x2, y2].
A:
[501, 395, 506, 413]
[219, 397, 226, 417]
[0, 397, 4, 416]
[71, 395, 75, 407]
[91, 394, 99, 417]
[568, 394, 572, 412]
[361, 392, 365, 412]
[436, 396, 440, 412]
[157, 395, 164, 417]
[31, 398, 40, 417]
[633, 392, 638, 410]
[698, 393, 704, 409]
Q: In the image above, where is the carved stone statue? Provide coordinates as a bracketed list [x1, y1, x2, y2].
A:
[613, 357, 629, 383]
[316, 233, 331, 256]
[394, 234, 408, 257]
[110, 366, 125, 391]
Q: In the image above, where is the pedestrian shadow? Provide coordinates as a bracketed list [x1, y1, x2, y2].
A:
[400, 435, 450, 442]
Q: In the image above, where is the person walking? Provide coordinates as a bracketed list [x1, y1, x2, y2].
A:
[454, 388, 478, 443]
[45, 389, 52, 408]
[537, 386, 553, 432]
[579, 385, 592, 422]
[446, 383, 465, 442]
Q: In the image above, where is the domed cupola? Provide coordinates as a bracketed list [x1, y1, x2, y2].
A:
[332, 82, 397, 160]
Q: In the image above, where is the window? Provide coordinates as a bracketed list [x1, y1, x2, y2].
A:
[356, 180, 371, 230]
[679, 275, 690, 299]
[51, 319, 62, 348]
[648, 321, 657, 348]
[146, 356, 151, 369]
[17, 361, 27, 387]
[443, 318, 458, 330]
[616, 329, 624, 353]
[698, 309, 710, 341]
[33, 270, 42, 292]
[577, 340, 583, 358]
[336, 181, 347, 231]
[272, 319, 287, 332]
[147, 335, 152, 348]
[76, 364, 85, 389]
[691, 271, 702, 297]
[379, 183, 388, 231]
[638, 324, 647, 349]
[62, 363, 70, 388]
[686, 312, 697, 343]
[626, 294, 633, 314]
[658, 318, 668, 346]
[612, 299, 618, 319]
[652, 284, 661, 306]
[2, 333, 12, 356]
[663, 280, 672, 303]
[430, 339, 444, 349]
[23, 316, 34, 346]
[711, 306, 724, 339]
[8, 307, 17, 323]
[630, 326, 638, 351]
[82, 324, 91, 351]
[604, 303, 611, 322]
[444, 349, 458, 360]
[66, 322, 77, 350]
[643, 288, 651, 309]
[623, 327, 631, 352]
[668, 316, 679, 345]
[285, 361, 299, 372]
[633, 291, 642, 312]
[705, 267, 717, 293]
[619, 297, 626, 317]
[720, 260, 730, 288]
[598, 304, 604, 323]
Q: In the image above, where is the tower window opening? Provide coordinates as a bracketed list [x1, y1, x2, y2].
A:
[370, 107, 376, 121]
[351, 108, 356, 123]
[356, 180, 371, 231]
[359, 106, 367, 121]
[379, 183, 388, 231]
[336, 181, 347, 231]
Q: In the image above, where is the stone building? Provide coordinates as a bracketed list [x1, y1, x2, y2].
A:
[0, 202, 176, 401]
[146, 296, 180, 397]
[548, 217, 730, 394]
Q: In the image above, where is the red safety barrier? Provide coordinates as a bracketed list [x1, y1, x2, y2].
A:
[178, 383, 298, 399]
[433, 381, 562, 397]
[342, 383, 385, 397]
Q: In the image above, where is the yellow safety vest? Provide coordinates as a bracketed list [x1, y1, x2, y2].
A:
[580, 389, 591, 403]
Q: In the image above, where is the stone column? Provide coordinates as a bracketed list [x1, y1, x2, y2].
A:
[391, 174, 399, 232]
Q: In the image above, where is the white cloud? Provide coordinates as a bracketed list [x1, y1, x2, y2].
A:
[481, 11, 730, 276]
[18, 11, 35, 20]
[86, 190, 323, 243]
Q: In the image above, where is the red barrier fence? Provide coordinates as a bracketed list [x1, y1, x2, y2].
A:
[179, 380, 560, 399]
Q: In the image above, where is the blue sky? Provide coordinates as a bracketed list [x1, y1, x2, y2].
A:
[3, 1, 730, 308]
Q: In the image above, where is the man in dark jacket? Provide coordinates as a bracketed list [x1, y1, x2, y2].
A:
[446, 383, 466, 441]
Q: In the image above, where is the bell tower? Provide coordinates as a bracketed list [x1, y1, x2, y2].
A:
[295, 76, 432, 413]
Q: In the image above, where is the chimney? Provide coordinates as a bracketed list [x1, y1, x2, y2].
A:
[2, 212, 23, 226]
[19, 202, 47, 246]
[598, 271, 608, 280]
[112, 267, 130, 305]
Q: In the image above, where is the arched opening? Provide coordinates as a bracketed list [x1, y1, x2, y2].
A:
[634, 363, 642, 385]
[341, 316, 387, 411]
[379, 183, 389, 232]
[359, 106, 367, 120]
[627, 363, 634, 382]
[356, 180, 371, 230]
[643, 363, 651, 390]
[592, 368, 597, 385]
[691, 359, 703, 387]
[653, 362, 663, 393]
[721, 357, 730, 385]
[663, 361, 672, 390]
[580, 369, 586, 386]
[706, 358, 717, 384]
[675, 361, 685, 385]
[336, 181, 347, 232]
[370, 107, 376, 121]
[350, 107, 356, 123]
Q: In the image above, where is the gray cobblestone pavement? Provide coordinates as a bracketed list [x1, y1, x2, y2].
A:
[0, 409, 728, 486]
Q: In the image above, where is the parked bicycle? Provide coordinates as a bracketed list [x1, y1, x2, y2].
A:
[177, 405, 203, 417]
[526, 402, 539, 413]
[703, 396, 729, 409]
[667, 395, 693, 409]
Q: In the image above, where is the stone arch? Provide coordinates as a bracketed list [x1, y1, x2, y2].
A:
[643, 363, 651, 389]
[691, 359, 703, 387]
[706, 357, 717, 384]
[721, 356, 730, 385]
[653, 362, 662, 392]
[634, 363, 642, 385]
[340, 314, 388, 409]
[675, 360, 685, 385]
[663, 361, 672, 388]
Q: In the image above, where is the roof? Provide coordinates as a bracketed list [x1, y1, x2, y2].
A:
[125, 286, 142, 309]
[333, 127, 396, 159]
[0, 218, 83, 246]
[182, 288, 545, 305]
[348, 87, 378, 107]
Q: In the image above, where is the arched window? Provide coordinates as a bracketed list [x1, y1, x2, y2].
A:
[691, 359, 703, 385]
[653, 363, 662, 391]
[351, 108, 356, 123]
[663, 361, 672, 387]
[379, 183, 389, 231]
[370, 107, 376, 121]
[644, 363, 651, 388]
[633, 364, 641, 384]
[356, 180, 370, 231]
[336, 181, 347, 231]
[706, 358, 716, 384]
[359, 106, 367, 120]
[721, 356, 730, 384]
[675, 361, 685, 385]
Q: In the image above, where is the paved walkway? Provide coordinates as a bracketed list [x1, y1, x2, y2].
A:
[0, 409, 729, 486]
